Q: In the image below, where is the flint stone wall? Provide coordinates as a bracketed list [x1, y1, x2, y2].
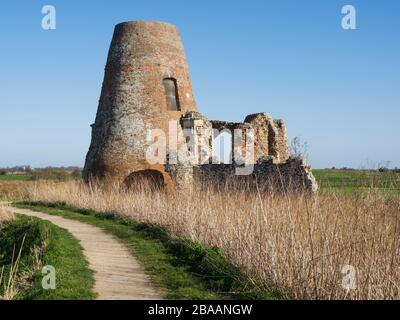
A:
[166, 156, 318, 193]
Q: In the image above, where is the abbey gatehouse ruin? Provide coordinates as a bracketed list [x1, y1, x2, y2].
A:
[83, 21, 317, 193]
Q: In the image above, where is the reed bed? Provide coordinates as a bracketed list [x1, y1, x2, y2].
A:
[18, 180, 400, 299]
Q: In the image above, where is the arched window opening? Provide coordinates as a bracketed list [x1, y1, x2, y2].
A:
[163, 78, 181, 111]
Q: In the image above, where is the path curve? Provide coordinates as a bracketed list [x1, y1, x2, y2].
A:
[11, 206, 163, 300]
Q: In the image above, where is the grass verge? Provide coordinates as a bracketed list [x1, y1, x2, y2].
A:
[0, 215, 95, 300]
[15, 201, 282, 300]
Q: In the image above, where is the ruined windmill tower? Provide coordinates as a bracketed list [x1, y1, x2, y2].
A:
[83, 21, 197, 191]
[84, 20, 318, 193]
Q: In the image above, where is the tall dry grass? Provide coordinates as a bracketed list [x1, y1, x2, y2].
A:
[0, 181, 32, 201]
[22, 180, 400, 299]
[0, 202, 14, 224]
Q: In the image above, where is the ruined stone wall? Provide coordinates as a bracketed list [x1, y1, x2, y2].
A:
[83, 21, 198, 190]
[164, 164, 194, 192]
[244, 113, 290, 163]
[180, 112, 214, 165]
[209, 113, 290, 164]
[192, 156, 318, 193]
[274, 120, 290, 162]
[172, 111, 287, 169]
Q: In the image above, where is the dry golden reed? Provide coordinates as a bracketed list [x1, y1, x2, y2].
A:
[0, 202, 14, 224]
[20, 180, 400, 299]
[0, 181, 31, 201]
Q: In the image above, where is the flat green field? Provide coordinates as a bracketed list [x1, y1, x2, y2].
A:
[313, 169, 400, 196]
[0, 175, 31, 181]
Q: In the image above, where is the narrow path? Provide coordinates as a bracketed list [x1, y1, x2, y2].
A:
[11, 206, 163, 300]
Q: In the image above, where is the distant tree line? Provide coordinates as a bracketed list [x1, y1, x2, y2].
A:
[0, 165, 33, 173]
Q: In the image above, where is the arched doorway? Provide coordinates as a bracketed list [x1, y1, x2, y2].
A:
[123, 170, 165, 193]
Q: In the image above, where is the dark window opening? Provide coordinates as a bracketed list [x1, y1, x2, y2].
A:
[163, 78, 181, 111]
[123, 170, 165, 193]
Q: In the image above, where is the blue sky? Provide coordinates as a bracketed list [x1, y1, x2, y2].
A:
[0, 0, 399, 169]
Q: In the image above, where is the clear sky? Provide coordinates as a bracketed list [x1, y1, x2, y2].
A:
[0, 0, 399, 169]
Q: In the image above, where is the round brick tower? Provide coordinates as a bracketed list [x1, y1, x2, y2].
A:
[83, 21, 198, 191]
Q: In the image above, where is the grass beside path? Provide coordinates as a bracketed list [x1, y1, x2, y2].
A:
[15, 201, 282, 300]
[0, 215, 95, 300]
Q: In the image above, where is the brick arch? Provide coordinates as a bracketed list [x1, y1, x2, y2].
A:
[123, 169, 174, 193]
[121, 168, 174, 192]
